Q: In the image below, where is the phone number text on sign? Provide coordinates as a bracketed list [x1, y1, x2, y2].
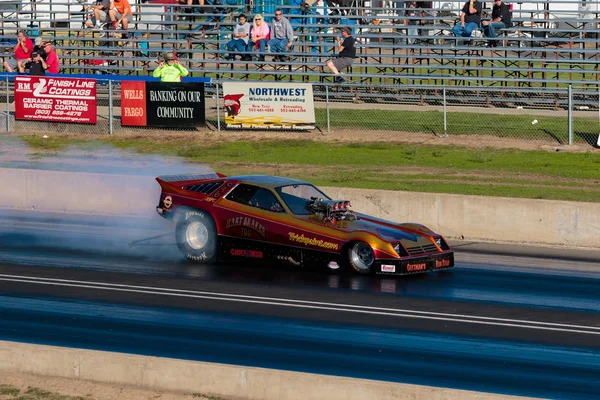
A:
[15, 76, 97, 124]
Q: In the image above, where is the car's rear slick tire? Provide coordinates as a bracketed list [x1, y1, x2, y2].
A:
[347, 241, 374, 275]
[175, 209, 217, 264]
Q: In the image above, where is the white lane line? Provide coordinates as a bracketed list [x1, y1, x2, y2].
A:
[1, 274, 599, 334]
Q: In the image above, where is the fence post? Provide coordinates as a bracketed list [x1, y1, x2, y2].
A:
[567, 85, 572, 145]
[108, 80, 113, 135]
[216, 83, 221, 132]
[325, 84, 330, 133]
[5, 75, 9, 133]
[443, 86, 447, 137]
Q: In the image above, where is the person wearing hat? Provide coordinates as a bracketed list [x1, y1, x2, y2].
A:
[40, 42, 59, 74]
[152, 52, 189, 82]
[325, 26, 356, 84]
[32, 37, 47, 61]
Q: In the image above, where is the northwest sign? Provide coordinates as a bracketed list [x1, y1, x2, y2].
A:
[223, 82, 315, 130]
[14, 76, 97, 124]
[121, 81, 205, 127]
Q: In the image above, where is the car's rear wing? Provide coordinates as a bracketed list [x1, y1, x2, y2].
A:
[157, 172, 226, 183]
[156, 172, 227, 191]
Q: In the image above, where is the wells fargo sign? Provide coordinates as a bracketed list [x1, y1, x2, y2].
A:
[120, 81, 205, 127]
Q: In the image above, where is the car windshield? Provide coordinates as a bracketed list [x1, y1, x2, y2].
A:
[275, 184, 330, 215]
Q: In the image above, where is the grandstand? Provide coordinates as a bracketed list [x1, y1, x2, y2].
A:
[1, 0, 599, 110]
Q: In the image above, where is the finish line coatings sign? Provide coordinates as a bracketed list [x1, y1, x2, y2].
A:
[14, 76, 97, 124]
[121, 81, 205, 127]
[223, 82, 315, 130]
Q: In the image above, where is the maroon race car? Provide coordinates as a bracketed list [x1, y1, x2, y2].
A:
[155, 172, 454, 275]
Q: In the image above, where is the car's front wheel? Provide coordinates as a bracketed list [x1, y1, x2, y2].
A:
[175, 210, 217, 264]
[348, 241, 375, 275]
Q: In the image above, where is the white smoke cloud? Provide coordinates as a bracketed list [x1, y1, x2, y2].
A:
[0, 136, 213, 262]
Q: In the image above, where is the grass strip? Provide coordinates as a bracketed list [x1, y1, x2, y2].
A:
[19, 136, 600, 203]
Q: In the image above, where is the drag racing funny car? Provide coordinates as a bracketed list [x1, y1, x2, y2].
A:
[155, 173, 454, 275]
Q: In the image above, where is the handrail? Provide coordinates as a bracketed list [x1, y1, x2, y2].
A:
[0, 72, 211, 82]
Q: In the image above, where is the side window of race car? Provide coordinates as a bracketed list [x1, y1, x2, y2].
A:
[226, 184, 285, 213]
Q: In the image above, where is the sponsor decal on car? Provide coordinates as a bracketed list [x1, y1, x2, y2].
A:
[230, 249, 264, 258]
[163, 196, 173, 208]
[381, 264, 395, 273]
[435, 258, 452, 269]
[226, 217, 266, 238]
[248, 250, 263, 258]
[328, 261, 340, 270]
[288, 232, 339, 250]
[406, 262, 428, 272]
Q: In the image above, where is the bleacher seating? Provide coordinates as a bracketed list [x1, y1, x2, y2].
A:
[0, 0, 598, 91]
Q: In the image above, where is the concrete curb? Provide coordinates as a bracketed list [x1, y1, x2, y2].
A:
[0, 340, 529, 400]
[0, 167, 598, 249]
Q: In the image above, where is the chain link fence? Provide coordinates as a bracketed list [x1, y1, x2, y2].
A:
[1, 75, 598, 148]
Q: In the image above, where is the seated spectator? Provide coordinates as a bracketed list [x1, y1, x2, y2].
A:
[268, 8, 294, 62]
[152, 52, 189, 82]
[40, 42, 60, 74]
[451, 0, 482, 41]
[33, 37, 47, 60]
[404, 2, 418, 45]
[85, 0, 110, 28]
[250, 14, 269, 61]
[3, 31, 33, 73]
[225, 14, 251, 61]
[177, 0, 205, 20]
[22, 51, 45, 76]
[482, 0, 511, 47]
[325, 26, 356, 84]
[109, 0, 133, 38]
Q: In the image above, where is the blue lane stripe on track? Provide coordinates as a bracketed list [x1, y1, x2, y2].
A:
[0, 295, 599, 400]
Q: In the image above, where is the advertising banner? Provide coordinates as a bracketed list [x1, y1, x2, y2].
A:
[14, 76, 97, 124]
[222, 82, 315, 130]
[121, 81, 205, 128]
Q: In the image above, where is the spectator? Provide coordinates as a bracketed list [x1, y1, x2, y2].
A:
[225, 14, 251, 61]
[325, 26, 355, 84]
[404, 2, 418, 45]
[152, 52, 189, 82]
[177, 0, 205, 20]
[109, 0, 133, 38]
[269, 8, 294, 61]
[250, 14, 269, 61]
[22, 51, 45, 76]
[85, 0, 110, 28]
[482, 0, 511, 47]
[33, 37, 47, 60]
[39, 42, 59, 74]
[451, 0, 482, 41]
[3, 31, 33, 73]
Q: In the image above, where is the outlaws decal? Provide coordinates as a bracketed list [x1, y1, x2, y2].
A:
[406, 262, 428, 272]
[288, 232, 339, 251]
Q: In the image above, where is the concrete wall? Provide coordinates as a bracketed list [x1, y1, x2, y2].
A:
[0, 167, 598, 249]
[322, 186, 600, 249]
[0, 340, 528, 400]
